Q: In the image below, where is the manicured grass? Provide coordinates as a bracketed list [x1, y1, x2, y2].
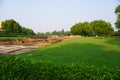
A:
[18, 37, 120, 67]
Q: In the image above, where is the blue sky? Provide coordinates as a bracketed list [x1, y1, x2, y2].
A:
[0, 0, 119, 32]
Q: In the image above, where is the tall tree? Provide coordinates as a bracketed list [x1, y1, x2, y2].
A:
[2, 19, 35, 35]
[21, 27, 35, 36]
[71, 22, 92, 36]
[90, 20, 114, 36]
[2, 19, 22, 34]
[115, 5, 120, 30]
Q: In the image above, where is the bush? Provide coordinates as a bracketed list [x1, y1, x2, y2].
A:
[0, 56, 120, 80]
[113, 31, 120, 36]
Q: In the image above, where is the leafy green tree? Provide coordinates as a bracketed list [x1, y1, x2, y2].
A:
[115, 5, 120, 16]
[82, 22, 92, 36]
[115, 5, 120, 30]
[71, 22, 92, 36]
[21, 27, 35, 36]
[2, 19, 35, 35]
[21, 27, 27, 35]
[2, 19, 22, 34]
[52, 30, 64, 36]
[37, 32, 46, 36]
[64, 31, 71, 36]
[13, 23, 21, 33]
[26, 28, 35, 35]
[90, 20, 114, 36]
[71, 23, 82, 35]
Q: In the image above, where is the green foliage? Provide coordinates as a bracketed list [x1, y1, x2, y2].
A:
[52, 30, 62, 36]
[0, 56, 120, 80]
[71, 20, 114, 36]
[36, 32, 49, 38]
[21, 27, 35, 36]
[52, 29, 71, 36]
[2, 19, 22, 34]
[115, 16, 120, 30]
[115, 5, 120, 30]
[1, 19, 35, 36]
[36, 29, 71, 38]
[90, 20, 114, 36]
[114, 30, 120, 36]
[115, 5, 120, 16]
[71, 22, 92, 36]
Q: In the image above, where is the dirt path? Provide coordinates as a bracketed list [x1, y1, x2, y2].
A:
[0, 44, 48, 55]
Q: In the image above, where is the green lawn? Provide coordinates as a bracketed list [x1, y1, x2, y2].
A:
[18, 37, 120, 67]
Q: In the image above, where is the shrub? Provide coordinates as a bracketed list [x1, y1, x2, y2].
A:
[0, 56, 120, 80]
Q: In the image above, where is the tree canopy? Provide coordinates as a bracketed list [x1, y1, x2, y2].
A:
[1, 19, 35, 35]
[71, 22, 92, 36]
[70, 20, 114, 36]
[90, 20, 114, 36]
[115, 5, 120, 30]
[2, 19, 21, 34]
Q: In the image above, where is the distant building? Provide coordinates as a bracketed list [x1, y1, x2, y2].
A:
[0, 22, 4, 32]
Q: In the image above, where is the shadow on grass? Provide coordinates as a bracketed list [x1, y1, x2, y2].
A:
[105, 39, 120, 47]
[19, 42, 120, 67]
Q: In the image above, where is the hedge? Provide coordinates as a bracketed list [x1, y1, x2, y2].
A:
[0, 56, 120, 80]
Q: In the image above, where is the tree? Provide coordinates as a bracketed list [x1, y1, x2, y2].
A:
[52, 30, 65, 36]
[70, 22, 92, 36]
[64, 31, 71, 36]
[82, 22, 92, 36]
[13, 23, 22, 33]
[21, 27, 35, 36]
[2, 19, 35, 35]
[90, 20, 114, 36]
[115, 5, 120, 30]
[2, 19, 22, 34]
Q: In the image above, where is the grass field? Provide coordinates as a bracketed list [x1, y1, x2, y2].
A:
[18, 37, 120, 67]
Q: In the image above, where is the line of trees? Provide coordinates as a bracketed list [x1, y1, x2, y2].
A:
[70, 20, 114, 36]
[1, 19, 35, 36]
[37, 29, 71, 37]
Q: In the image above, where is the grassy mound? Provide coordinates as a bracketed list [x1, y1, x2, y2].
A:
[0, 56, 120, 80]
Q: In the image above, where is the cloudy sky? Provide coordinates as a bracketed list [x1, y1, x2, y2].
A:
[0, 0, 119, 32]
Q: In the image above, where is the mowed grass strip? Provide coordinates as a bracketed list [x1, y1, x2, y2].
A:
[18, 37, 120, 67]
